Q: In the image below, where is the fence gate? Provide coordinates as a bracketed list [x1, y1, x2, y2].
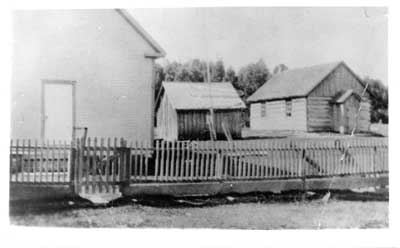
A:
[72, 138, 129, 196]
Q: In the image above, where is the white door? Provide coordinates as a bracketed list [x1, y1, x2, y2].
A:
[44, 83, 74, 140]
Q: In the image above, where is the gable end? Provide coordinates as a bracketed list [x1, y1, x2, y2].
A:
[115, 9, 166, 57]
[308, 62, 370, 98]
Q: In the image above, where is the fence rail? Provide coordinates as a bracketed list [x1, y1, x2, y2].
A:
[144, 138, 388, 183]
[10, 137, 388, 192]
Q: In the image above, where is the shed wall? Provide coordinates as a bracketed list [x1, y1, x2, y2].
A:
[250, 98, 307, 131]
[11, 10, 156, 142]
[177, 110, 243, 140]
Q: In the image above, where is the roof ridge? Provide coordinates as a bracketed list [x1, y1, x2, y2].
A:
[247, 61, 346, 102]
[275, 61, 342, 75]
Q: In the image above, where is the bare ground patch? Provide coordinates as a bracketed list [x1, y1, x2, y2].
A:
[9, 191, 388, 229]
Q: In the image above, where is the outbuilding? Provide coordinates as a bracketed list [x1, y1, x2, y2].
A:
[247, 61, 371, 134]
[11, 9, 165, 142]
[155, 82, 246, 140]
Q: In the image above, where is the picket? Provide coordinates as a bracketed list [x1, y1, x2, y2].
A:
[10, 137, 389, 188]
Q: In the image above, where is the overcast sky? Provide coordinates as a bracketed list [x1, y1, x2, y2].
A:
[130, 7, 387, 85]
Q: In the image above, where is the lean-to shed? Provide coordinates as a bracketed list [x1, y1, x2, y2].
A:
[11, 9, 165, 142]
[247, 61, 371, 134]
[155, 82, 246, 140]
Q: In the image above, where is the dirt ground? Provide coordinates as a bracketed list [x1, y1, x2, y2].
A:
[9, 191, 388, 229]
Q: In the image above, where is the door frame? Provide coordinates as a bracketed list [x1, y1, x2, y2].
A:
[41, 79, 77, 140]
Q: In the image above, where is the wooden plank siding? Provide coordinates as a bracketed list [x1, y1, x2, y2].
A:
[306, 64, 371, 133]
[250, 98, 307, 131]
[177, 109, 243, 140]
[308, 63, 370, 98]
[11, 10, 163, 143]
[248, 63, 371, 134]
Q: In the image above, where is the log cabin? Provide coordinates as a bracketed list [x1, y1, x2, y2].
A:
[11, 9, 165, 143]
[155, 82, 246, 140]
[247, 61, 371, 134]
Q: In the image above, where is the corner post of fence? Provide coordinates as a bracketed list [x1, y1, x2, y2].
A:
[74, 138, 82, 193]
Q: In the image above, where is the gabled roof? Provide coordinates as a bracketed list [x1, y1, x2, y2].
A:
[161, 82, 246, 110]
[116, 9, 166, 57]
[247, 61, 365, 102]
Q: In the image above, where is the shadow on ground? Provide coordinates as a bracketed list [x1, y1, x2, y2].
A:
[9, 189, 388, 216]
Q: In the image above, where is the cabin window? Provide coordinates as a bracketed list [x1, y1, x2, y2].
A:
[285, 99, 292, 117]
[260, 102, 267, 117]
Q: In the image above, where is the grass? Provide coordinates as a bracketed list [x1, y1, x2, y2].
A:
[10, 192, 388, 229]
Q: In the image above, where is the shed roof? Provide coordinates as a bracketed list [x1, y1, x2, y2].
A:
[162, 82, 246, 110]
[247, 61, 362, 102]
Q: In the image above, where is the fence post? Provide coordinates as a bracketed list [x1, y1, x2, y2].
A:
[70, 139, 77, 192]
[301, 141, 307, 193]
[119, 138, 127, 185]
[216, 142, 222, 180]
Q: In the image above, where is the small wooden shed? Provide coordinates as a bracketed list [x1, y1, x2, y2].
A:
[155, 82, 246, 140]
[247, 61, 371, 134]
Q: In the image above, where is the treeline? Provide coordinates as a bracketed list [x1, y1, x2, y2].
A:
[155, 58, 388, 124]
[155, 58, 287, 100]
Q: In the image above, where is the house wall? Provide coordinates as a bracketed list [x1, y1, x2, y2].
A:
[250, 98, 307, 131]
[357, 101, 371, 132]
[177, 109, 243, 140]
[309, 63, 371, 99]
[333, 96, 371, 133]
[307, 63, 371, 132]
[11, 10, 157, 142]
[156, 94, 178, 141]
[307, 97, 332, 132]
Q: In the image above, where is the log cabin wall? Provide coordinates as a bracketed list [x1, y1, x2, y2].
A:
[337, 96, 371, 133]
[307, 63, 371, 133]
[306, 97, 333, 132]
[250, 98, 308, 131]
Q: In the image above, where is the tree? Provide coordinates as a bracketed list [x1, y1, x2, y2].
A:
[273, 64, 288, 74]
[236, 59, 271, 99]
[224, 66, 237, 83]
[164, 61, 181, 82]
[187, 59, 206, 82]
[364, 77, 388, 123]
[210, 59, 225, 82]
[175, 65, 192, 82]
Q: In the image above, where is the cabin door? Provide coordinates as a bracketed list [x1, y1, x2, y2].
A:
[43, 81, 75, 140]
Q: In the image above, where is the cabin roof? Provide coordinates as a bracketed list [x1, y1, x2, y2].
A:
[116, 9, 166, 57]
[332, 89, 362, 103]
[161, 82, 246, 110]
[247, 61, 365, 102]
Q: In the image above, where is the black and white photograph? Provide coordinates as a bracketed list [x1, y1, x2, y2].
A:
[3, 3, 396, 243]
